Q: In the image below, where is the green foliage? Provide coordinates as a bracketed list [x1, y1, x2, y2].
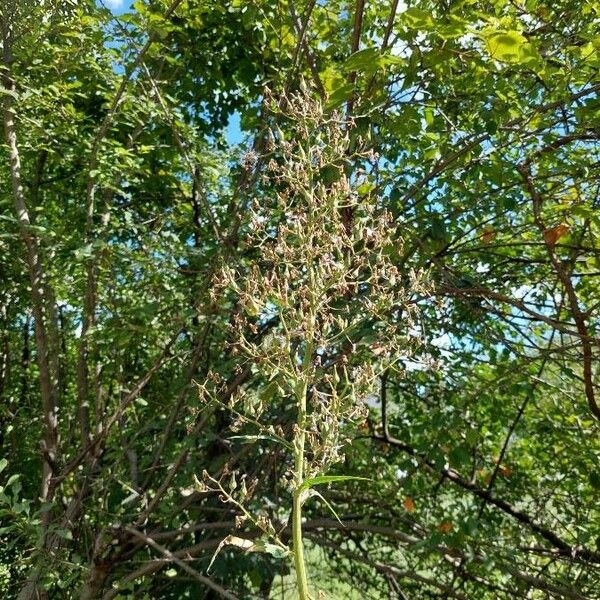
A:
[0, 0, 599, 598]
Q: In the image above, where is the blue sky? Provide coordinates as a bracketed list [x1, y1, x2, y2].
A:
[97, 0, 245, 146]
[99, 0, 130, 15]
[225, 112, 244, 146]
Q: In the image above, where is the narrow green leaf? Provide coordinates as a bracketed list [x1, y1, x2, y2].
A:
[299, 475, 371, 493]
[312, 489, 344, 525]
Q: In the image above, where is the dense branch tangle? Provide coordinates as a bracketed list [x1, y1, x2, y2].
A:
[1, 1, 599, 599]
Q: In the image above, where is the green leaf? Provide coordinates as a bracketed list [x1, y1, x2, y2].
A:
[383, 54, 406, 66]
[449, 444, 470, 467]
[424, 107, 435, 127]
[465, 428, 478, 445]
[0, 459, 7, 474]
[402, 8, 433, 29]
[312, 489, 344, 525]
[0, 86, 18, 100]
[326, 83, 355, 109]
[258, 541, 290, 559]
[260, 380, 279, 403]
[74, 244, 94, 261]
[343, 48, 382, 74]
[430, 216, 448, 242]
[436, 18, 467, 39]
[298, 475, 371, 493]
[483, 30, 528, 63]
[6, 474, 20, 487]
[319, 164, 342, 185]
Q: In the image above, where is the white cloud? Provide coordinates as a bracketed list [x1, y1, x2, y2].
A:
[104, 0, 124, 9]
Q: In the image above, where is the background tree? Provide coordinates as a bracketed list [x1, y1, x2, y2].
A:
[0, 0, 599, 598]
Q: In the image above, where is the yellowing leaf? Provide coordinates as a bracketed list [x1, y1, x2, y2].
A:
[371, 342, 387, 356]
[481, 226, 495, 244]
[438, 521, 453, 533]
[543, 223, 570, 247]
[403, 497, 416, 512]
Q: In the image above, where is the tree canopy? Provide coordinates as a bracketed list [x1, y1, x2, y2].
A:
[1, 0, 599, 598]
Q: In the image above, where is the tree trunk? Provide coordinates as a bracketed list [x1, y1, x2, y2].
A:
[2, 20, 61, 600]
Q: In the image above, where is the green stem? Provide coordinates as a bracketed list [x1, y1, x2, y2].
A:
[293, 484, 309, 599]
[293, 376, 310, 600]
[293, 201, 316, 599]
